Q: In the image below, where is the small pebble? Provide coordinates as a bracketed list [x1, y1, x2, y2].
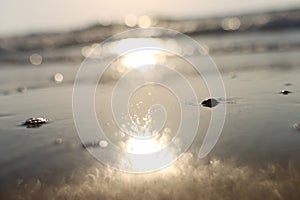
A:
[201, 98, 219, 108]
[17, 86, 27, 93]
[229, 72, 237, 79]
[293, 123, 300, 131]
[24, 117, 48, 125]
[284, 83, 292, 86]
[55, 138, 63, 144]
[82, 141, 98, 149]
[23, 117, 49, 128]
[279, 90, 292, 95]
[83, 140, 109, 149]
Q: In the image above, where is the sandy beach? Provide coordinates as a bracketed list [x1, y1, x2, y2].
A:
[0, 26, 300, 199]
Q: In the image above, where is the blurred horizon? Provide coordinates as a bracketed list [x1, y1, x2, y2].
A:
[1, 0, 300, 37]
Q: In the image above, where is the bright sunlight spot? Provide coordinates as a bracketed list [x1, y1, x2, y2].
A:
[113, 38, 163, 55]
[121, 136, 176, 172]
[126, 137, 161, 154]
[122, 50, 158, 69]
[112, 38, 164, 69]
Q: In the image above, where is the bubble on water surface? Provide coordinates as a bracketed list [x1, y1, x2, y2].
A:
[54, 73, 64, 83]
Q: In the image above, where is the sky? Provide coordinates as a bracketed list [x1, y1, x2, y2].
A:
[0, 0, 300, 36]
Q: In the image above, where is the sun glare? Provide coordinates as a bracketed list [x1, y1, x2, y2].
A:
[112, 38, 164, 69]
[121, 50, 158, 69]
[126, 137, 161, 154]
[121, 136, 176, 172]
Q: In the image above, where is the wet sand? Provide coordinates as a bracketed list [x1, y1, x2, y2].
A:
[1, 36, 300, 199]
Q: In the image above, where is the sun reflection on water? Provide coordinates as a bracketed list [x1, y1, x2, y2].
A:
[118, 120, 177, 172]
[121, 137, 177, 172]
[121, 50, 158, 69]
[125, 137, 162, 154]
[112, 38, 166, 69]
[94, 36, 183, 172]
[118, 102, 176, 171]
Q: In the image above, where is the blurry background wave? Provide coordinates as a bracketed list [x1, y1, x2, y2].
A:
[0, 0, 300, 64]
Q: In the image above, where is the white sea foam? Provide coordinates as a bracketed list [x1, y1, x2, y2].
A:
[11, 153, 300, 200]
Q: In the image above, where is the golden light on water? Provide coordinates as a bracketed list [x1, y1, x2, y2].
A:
[121, 136, 176, 172]
[112, 38, 164, 69]
[118, 115, 176, 172]
[121, 50, 158, 68]
[123, 105, 167, 155]
[126, 137, 161, 154]
[113, 38, 163, 54]
[95, 36, 182, 171]
[116, 100, 176, 171]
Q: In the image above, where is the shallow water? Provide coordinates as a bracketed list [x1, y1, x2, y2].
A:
[1, 31, 300, 199]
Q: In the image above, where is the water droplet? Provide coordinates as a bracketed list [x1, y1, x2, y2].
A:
[99, 140, 108, 148]
[54, 73, 64, 83]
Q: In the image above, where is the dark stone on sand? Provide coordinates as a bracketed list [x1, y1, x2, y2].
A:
[82, 142, 98, 149]
[23, 117, 49, 128]
[201, 98, 219, 108]
[293, 123, 300, 131]
[82, 140, 108, 149]
[17, 86, 27, 93]
[279, 90, 292, 95]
